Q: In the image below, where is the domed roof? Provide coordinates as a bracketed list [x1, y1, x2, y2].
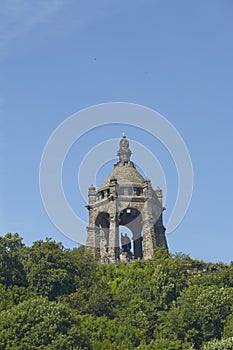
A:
[98, 134, 146, 191]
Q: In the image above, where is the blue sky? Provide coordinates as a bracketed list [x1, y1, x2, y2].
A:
[0, 0, 233, 262]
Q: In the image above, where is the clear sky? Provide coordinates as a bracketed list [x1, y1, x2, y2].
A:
[0, 0, 233, 263]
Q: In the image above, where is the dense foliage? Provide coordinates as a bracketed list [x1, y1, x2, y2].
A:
[0, 233, 233, 349]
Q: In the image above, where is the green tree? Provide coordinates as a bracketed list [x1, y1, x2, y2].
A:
[157, 285, 233, 348]
[68, 245, 98, 290]
[0, 233, 27, 287]
[223, 312, 233, 338]
[63, 279, 114, 317]
[0, 284, 35, 312]
[0, 297, 82, 349]
[24, 238, 76, 300]
[202, 337, 233, 350]
[136, 338, 194, 350]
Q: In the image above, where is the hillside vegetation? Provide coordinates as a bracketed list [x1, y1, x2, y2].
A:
[0, 233, 233, 350]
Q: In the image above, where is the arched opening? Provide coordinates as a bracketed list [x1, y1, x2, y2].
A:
[119, 208, 143, 259]
[95, 212, 110, 253]
[119, 226, 133, 252]
[94, 208, 144, 262]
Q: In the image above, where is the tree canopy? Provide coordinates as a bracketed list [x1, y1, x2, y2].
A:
[0, 233, 233, 349]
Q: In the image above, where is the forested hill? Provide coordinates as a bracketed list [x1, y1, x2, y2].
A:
[0, 233, 233, 350]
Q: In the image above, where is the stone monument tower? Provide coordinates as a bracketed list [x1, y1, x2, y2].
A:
[86, 133, 167, 263]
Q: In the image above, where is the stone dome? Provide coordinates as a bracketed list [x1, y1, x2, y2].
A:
[98, 161, 145, 191]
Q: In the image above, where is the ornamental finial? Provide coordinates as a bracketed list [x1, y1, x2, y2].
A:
[117, 133, 132, 163]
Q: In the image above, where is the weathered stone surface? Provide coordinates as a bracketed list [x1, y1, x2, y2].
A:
[86, 133, 168, 262]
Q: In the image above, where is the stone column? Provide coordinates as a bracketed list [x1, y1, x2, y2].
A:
[142, 184, 156, 259]
[86, 225, 98, 256]
[155, 186, 163, 205]
[107, 178, 119, 262]
[154, 213, 167, 249]
[108, 212, 119, 262]
[86, 185, 99, 257]
[142, 217, 154, 260]
[154, 187, 167, 249]
[99, 228, 108, 263]
[133, 228, 143, 259]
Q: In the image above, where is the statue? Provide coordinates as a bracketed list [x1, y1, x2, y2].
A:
[117, 133, 132, 163]
[121, 233, 131, 253]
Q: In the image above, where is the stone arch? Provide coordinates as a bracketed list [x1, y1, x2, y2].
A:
[94, 212, 110, 262]
[95, 211, 109, 244]
[95, 211, 109, 229]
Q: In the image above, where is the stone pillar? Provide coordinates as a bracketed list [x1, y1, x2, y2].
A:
[86, 225, 98, 256]
[133, 235, 143, 259]
[155, 186, 163, 205]
[142, 180, 157, 259]
[108, 178, 118, 262]
[88, 184, 96, 205]
[108, 212, 119, 262]
[86, 185, 99, 257]
[99, 228, 108, 263]
[154, 187, 167, 249]
[109, 177, 118, 199]
[154, 213, 167, 249]
[142, 217, 155, 260]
